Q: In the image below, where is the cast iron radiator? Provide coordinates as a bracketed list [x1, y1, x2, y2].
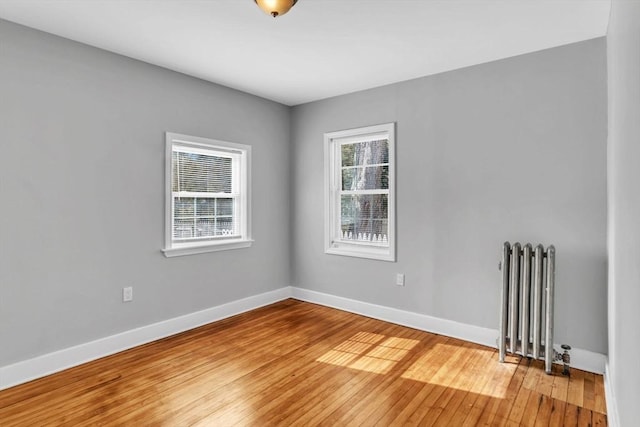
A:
[498, 242, 557, 374]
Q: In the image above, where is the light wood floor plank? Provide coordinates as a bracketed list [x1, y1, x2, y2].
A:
[534, 394, 554, 426]
[548, 398, 567, 427]
[578, 404, 594, 426]
[551, 366, 570, 402]
[521, 390, 544, 427]
[385, 336, 455, 426]
[258, 324, 421, 426]
[430, 345, 496, 426]
[567, 367, 586, 407]
[594, 373, 607, 414]
[492, 355, 530, 426]
[593, 409, 608, 426]
[506, 377, 532, 424]
[318, 329, 429, 426]
[563, 402, 581, 427]
[0, 299, 607, 426]
[460, 349, 518, 426]
[403, 341, 476, 425]
[584, 371, 597, 411]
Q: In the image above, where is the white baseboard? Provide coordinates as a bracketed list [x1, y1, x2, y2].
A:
[568, 347, 607, 375]
[0, 285, 607, 391]
[290, 287, 497, 347]
[290, 287, 607, 375]
[0, 286, 292, 391]
[604, 361, 619, 427]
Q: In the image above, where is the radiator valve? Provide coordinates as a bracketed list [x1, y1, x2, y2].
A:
[553, 344, 572, 375]
[560, 344, 571, 376]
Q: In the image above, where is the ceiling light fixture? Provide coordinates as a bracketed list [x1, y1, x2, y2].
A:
[254, 0, 298, 18]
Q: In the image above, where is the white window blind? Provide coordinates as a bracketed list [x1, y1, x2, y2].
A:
[163, 133, 252, 257]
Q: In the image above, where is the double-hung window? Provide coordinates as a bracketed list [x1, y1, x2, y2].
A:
[163, 132, 251, 257]
[324, 123, 396, 261]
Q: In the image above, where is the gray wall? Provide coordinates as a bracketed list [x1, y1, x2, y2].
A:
[291, 39, 608, 354]
[607, 1, 640, 425]
[0, 17, 609, 372]
[0, 20, 291, 366]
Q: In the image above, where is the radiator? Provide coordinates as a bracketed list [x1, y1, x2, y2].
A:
[498, 241, 556, 374]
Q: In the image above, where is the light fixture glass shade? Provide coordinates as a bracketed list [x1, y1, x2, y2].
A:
[255, 0, 298, 18]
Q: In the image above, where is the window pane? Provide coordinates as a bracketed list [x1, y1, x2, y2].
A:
[341, 139, 388, 168]
[340, 194, 388, 243]
[356, 139, 388, 165]
[174, 197, 238, 240]
[175, 198, 194, 217]
[173, 219, 194, 238]
[342, 168, 356, 190]
[342, 165, 389, 191]
[217, 218, 234, 235]
[195, 218, 216, 237]
[341, 139, 389, 192]
[364, 165, 388, 190]
[341, 144, 355, 167]
[196, 199, 216, 216]
[217, 198, 233, 216]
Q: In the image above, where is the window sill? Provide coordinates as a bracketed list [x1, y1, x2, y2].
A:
[162, 239, 253, 258]
[325, 243, 395, 262]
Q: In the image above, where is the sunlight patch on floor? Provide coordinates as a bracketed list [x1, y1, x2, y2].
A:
[316, 332, 420, 375]
[401, 343, 513, 398]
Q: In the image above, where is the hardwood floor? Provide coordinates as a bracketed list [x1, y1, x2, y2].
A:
[0, 299, 607, 426]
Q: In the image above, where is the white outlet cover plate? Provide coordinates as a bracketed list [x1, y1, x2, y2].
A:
[123, 287, 133, 302]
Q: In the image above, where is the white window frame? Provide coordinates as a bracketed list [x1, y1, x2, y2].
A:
[324, 123, 396, 262]
[162, 132, 252, 257]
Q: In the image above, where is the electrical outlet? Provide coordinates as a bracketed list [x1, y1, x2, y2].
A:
[396, 273, 405, 286]
[123, 286, 133, 302]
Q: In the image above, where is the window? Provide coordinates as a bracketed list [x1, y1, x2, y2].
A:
[163, 132, 251, 257]
[324, 123, 396, 261]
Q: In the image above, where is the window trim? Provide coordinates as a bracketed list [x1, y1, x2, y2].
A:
[162, 132, 252, 258]
[324, 123, 396, 262]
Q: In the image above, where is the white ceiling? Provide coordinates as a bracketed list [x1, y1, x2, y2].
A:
[0, 0, 610, 106]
